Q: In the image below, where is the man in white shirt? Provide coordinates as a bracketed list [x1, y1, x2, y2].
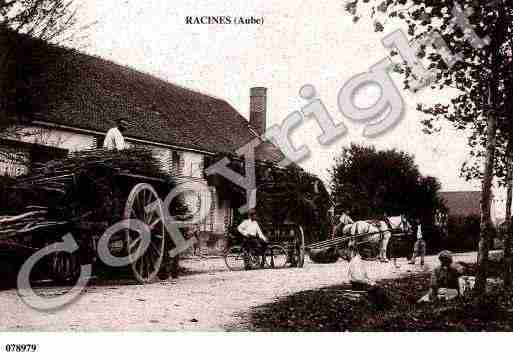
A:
[237, 208, 268, 268]
[103, 118, 129, 150]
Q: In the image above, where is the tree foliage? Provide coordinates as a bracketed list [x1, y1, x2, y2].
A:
[0, 0, 79, 42]
[258, 164, 332, 241]
[330, 144, 444, 222]
[346, 0, 512, 179]
[1, 1, 81, 134]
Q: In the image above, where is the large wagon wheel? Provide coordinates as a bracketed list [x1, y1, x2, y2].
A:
[290, 225, 305, 268]
[124, 183, 165, 283]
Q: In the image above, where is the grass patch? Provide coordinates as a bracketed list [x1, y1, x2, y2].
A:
[246, 262, 513, 331]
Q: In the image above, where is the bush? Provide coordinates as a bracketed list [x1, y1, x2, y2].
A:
[422, 222, 445, 255]
[446, 215, 481, 252]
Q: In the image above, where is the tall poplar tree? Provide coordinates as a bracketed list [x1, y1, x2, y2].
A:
[346, 0, 513, 293]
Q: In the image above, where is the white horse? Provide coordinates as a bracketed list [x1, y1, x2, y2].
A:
[342, 215, 411, 262]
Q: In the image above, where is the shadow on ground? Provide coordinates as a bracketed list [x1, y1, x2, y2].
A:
[238, 262, 513, 331]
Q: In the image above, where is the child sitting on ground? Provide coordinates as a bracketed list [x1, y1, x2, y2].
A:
[418, 250, 466, 302]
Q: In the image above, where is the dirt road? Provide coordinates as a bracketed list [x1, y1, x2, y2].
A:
[0, 253, 477, 331]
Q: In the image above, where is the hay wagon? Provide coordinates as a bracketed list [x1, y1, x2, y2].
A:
[0, 148, 184, 285]
[256, 180, 308, 268]
[225, 221, 306, 269]
[262, 222, 306, 267]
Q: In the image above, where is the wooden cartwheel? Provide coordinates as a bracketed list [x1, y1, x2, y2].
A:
[124, 183, 166, 283]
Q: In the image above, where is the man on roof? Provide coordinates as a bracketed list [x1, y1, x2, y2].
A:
[103, 117, 129, 150]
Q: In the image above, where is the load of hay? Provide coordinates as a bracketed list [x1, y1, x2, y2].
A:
[26, 147, 171, 183]
[1, 148, 186, 244]
[205, 152, 331, 244]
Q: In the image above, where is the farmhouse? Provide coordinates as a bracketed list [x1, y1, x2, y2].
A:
[440, 191, 498, 223]
[0, 31, 288, 241]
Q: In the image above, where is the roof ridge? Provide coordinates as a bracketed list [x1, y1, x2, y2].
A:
[8, 29, 286, 163]
[11, 29, 227, 105]
[76, 49, 226, 103]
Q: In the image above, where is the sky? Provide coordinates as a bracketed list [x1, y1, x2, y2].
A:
[72, 0, 483, 193]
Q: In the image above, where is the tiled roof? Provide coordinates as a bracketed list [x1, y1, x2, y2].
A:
[439, 191, 483, 217]
[10, 31, 285, 163]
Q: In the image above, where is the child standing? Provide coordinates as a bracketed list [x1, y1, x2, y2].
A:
[409, 219, 426, 266]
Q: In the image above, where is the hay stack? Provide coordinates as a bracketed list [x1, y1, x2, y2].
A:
[22, 147, 170, 185]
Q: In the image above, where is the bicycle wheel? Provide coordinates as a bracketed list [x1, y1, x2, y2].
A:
[264, 245, 288, 269]
[224, 246, 247, 271]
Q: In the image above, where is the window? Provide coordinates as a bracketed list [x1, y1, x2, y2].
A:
[0, 145, 29, 177]
[190, 160, 204, 178]
[171, 151, 183, 176]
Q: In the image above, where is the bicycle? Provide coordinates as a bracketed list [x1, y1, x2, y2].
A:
[224, 243, 288, 271]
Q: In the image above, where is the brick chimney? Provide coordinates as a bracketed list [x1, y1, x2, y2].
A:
[249, 87, 267, 135]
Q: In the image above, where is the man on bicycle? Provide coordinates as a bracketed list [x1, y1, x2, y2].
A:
[237, 208, 268, 268]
